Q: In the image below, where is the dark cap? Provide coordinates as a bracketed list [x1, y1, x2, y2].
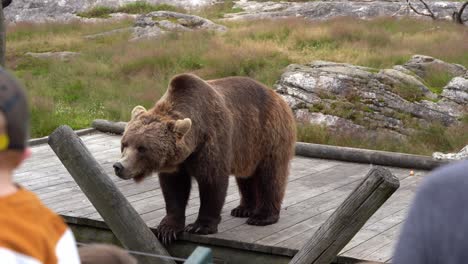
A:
[0, 68, 29, 151]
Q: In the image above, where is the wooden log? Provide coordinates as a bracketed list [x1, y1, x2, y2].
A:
[48, 125, 175, 264]
[92, 119, 126, 134]
[296, 142, 447, 170]
[289, 166, 400, 264]
[91, 119, 448, 170]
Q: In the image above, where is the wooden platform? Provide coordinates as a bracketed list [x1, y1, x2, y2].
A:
[14, 131, 426, 263]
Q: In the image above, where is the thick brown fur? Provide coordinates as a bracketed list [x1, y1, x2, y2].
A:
[116, 74, 296, 244]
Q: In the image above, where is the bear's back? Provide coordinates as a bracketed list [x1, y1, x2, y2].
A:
[208, 76, 296, 177]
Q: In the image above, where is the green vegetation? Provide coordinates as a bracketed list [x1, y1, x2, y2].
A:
[297, 120, 468, 155]
[195, 0, 244, 19]
[391, 82, 426, 102]
[77, 2, 183, 18]
[297, 116, 468, 155]
[6, 17, 468, 155]
[422, 65, 455, 94]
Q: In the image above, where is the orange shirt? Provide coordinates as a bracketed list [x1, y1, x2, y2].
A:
[0, 188, 80, 264]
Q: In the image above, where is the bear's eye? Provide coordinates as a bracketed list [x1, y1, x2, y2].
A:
[121, 142, 128, 152]
[137, 146, 147, 153]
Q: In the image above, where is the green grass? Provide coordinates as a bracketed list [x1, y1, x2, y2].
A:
[77, 1, 183, 18]
[297, 117, 468, 155]
[422, 65, 455, 94]
[195, 0, 244, 19]
[391, 82, 426, 102]
[6, 17, 468, 155]
[77, 6, 114, 18]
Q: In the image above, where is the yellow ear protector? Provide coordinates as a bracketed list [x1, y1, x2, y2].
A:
[0, 133, 8, 150]
[0, 112, 8, 150]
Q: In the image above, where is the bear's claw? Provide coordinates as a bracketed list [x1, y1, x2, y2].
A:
[155, 224, 180, 245]
[231, 206, 253, 218]
[184, 222, 218, 235]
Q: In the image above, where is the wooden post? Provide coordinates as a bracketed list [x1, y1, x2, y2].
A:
[184, 247, 213, 264]
[289, 167, 400, 264]
[48, 125, 175, 264]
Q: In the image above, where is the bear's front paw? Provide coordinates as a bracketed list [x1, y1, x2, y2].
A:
[184, 221, 218, 235]
[231, 206, 253, 218]
[155, 222, 184, 245]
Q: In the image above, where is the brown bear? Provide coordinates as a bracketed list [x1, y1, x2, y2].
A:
[113, 73, 296, 244]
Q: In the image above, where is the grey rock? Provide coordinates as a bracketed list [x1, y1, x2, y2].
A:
[4, 0, 217, 23]
[433, 145, 468, 160]
[157, 20, 189, 31]
[225, 0, 468, 22]
[143, 11, 227, 31]
[131, 11, 226, 41]
[131, 25, 165, 41]
[441, 76, 468, 105]
[377, 68, 435, 99]
[403, 54, 467, 78]
[295, 110, 367, 133]
[276, 56, 467, 138]
[25, 51, 80, 61]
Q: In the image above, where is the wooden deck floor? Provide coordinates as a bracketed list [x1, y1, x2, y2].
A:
[14, 131, 426, 263]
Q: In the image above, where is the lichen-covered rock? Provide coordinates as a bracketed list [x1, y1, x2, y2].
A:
[403, 55, 467, 79]
[25, 51, 80, 61]
[131, 11, 226, 41]
[433, 145, 468, 160]
[4, 0, 217, 23]
[225, 0, 468, 22]
[275, 57, 467, 139]
[441, 77, 468, 105]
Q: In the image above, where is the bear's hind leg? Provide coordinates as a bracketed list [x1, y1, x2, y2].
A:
[247, 158, 288, 226]
[231, 177, 257, 218]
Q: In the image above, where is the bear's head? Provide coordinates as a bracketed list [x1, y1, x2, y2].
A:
[113, 105, 193, 182]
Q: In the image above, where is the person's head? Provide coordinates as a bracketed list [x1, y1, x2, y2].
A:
[0, 68, 30, 173]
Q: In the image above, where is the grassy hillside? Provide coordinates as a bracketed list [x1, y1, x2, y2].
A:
[6, 17, 468, 155]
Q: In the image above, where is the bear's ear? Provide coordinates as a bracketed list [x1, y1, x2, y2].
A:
[131, 105, 147, 120]
[174, 118, 192, 138]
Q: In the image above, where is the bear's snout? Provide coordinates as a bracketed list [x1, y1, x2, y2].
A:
[113, 162, 124, 177]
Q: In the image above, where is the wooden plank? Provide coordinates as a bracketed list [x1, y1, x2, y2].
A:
[277, 171, 418, 250]
[13, 131, 430, 263]
[48, 125, 175, 264]
[342, 223, 403, 261]
[339, 175, 421, 253]
[208, 164, 374, 240]
[289, 167, 400, 264]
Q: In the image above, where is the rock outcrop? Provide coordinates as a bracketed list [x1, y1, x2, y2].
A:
[4, 0, 216, 23]
[82, 11, 226, 41]
[131, 11, 226, 41]
[433, 145, 468, 160]
[25, 51, 81, 61]
[5, 0, 468, 24]
[275, 56, 468, 138]
[226, 0, 468, 22]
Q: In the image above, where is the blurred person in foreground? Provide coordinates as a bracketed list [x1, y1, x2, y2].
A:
[0, 68, 136, 263]
[393, 159, 468, 264]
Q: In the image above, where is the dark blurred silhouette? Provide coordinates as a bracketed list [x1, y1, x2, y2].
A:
[393, 160, 468, 263]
